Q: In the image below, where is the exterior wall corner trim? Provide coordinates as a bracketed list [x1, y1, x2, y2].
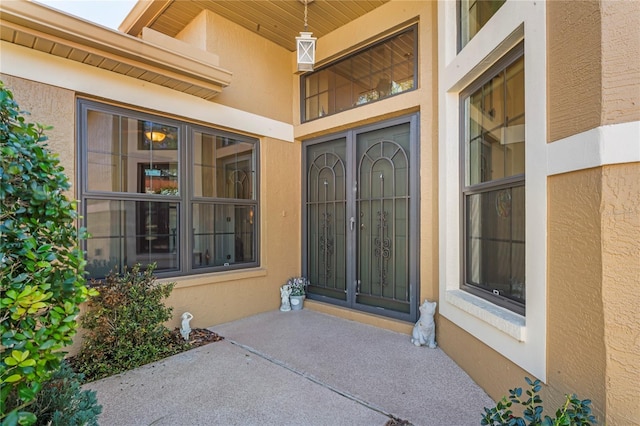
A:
[547, 121, 640, 176]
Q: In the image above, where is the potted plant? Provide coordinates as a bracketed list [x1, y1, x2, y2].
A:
[287, 277, 308, 310]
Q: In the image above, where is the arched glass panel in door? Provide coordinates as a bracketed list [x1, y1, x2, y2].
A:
[306, 138, 347, 300]
[356, 124, 411, 313]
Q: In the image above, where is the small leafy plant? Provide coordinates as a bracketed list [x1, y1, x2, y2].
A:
[481, 377, 596, 426]
[29, 361, 101, 426]
[72, 263, 188, 382]
[1, 82, 96, 425]
[286, 277, 308, 296]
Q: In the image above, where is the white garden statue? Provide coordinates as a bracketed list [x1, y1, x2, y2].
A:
[180, 312, 194, 341]
[411, 300, 437, 348]
[280, 285, 292, 312]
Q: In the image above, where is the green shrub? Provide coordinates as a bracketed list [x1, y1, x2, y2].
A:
[73, 263, 187, 382]
[1, 82, 96, 425]
[29, 361, 101, 426]
[481, 377, 596, 426]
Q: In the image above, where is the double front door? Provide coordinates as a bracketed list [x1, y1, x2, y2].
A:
[303, 116, 419, 322]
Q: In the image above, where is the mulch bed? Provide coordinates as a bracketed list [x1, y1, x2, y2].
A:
[170, 327, 224, 348]
[385, 419, 413, 426]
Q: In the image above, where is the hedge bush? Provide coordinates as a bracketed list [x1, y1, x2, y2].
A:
[0, 82, 96, 425]
[73, 263, 188, 382]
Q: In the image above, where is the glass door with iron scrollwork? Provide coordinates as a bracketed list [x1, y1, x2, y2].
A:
[305, 138, 348, 301]
[355, 124, 413, 316]
[304, 117, 418, 322]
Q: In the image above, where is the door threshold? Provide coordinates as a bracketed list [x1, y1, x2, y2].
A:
[305, 299, 413, 335]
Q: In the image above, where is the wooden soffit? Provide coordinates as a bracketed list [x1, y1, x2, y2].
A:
[121, 0, 389, 52]
[0, 0, 232, 100]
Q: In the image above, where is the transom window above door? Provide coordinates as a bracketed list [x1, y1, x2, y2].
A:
[301, 25, 417, 122]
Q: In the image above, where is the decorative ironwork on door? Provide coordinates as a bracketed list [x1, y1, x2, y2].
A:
[304, 118, 417, 321]
[306, 141, 347, 301]
[319, 212, 334, 280]
[357, 131, 410, 314]
[374, 209, 391, 287]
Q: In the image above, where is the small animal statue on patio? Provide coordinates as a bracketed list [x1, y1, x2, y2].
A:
[280, 285, 292, 312]
[411, 300, 437, 348]
[180, 312, 194, 341]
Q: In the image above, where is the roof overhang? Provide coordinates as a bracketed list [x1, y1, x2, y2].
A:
[0, 0, 232, 101]
[121, 0, 389, 52]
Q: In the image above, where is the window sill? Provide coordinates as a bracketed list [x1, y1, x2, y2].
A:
[445, 289, 525, 341]
[160, 268, 268, 289]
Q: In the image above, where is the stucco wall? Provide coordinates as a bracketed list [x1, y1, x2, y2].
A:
[548, 0, 640, 142]
[547, 168, 607, 420]
[437, 317, 529, 402]
[176, 10, 293, 125]
[601, 0, 640, 126]
[0, 75, 76, 193]
[546, 1, 640, 421]
[600, 162, 640, 423]
[547, 1, 602, 142]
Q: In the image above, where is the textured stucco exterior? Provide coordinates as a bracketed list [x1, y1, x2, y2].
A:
[545, 1, 640, 422]
[547, 0, 602, 142]
[600, 163, 640, 423]
[175, 10, 293, 124]
[437, 317, 530, 401]
[548, 0, 640, 142]
[547, 163, 640, 423]
[2, 0, 639, 421]
[0, 75, 76, 194]
[600, 1, 640, 127]
[547, 168, 607, 420]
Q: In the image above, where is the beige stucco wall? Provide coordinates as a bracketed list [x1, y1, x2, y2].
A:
[175, 10, 293, 125]
[547, 168, 607, 420]
[547, 0, 602, 142]
[601, 0, 640, 126]
[548, 0, 640, 142]
[437, 317, 529, 401]
[547, 163, 640, 423]
[600, 162, 640, 423]
[0, 75, 76, 193]
[546, 1, 640, 422]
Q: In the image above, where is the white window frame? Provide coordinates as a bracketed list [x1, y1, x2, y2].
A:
[438, 0, 547, 380]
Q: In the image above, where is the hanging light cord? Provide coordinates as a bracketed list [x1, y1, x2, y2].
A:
[303, 0, 309, 31]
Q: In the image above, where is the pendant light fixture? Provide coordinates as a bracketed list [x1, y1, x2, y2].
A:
[296, 0, 316, 72]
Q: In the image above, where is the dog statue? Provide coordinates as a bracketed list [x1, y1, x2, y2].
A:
[411, 300, 437, 348]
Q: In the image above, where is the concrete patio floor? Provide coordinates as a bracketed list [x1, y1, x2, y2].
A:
[85, 309, 494, 425]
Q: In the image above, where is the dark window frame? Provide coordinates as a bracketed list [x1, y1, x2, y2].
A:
[77, 99, 260, 280]
[459, 42, 525, 315]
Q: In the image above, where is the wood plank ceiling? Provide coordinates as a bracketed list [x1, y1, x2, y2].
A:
[144, 0, 390, 52]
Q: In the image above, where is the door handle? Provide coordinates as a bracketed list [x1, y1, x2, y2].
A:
[350, 217, 355, 231]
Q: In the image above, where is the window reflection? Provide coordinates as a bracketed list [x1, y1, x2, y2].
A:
[80, 100, 259, 279]
[459, 0, 506, 50]
[192, 204, 255, 268]
[302, 25, 416, 121]
[84, 199, 180, 278]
